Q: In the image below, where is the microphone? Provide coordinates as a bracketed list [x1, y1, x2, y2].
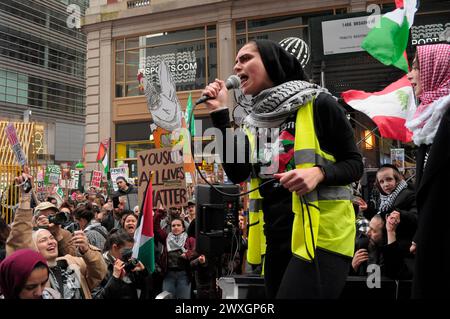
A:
[195, 75, 241, 105]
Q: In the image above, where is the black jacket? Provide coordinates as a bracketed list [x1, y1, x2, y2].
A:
[364, 185, 418, 251]
[211, 93, 364, 245]
[112, 184, 138, 211]
[412, 106, 450, 299]
[92, 252, 152, 299]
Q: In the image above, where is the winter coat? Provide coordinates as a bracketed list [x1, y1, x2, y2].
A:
[92, 251, 152, 299]
[412, 106, 450, 299]
[6, 206, 107, 299]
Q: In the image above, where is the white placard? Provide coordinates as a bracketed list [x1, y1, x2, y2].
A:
[322, 15, 379, 55]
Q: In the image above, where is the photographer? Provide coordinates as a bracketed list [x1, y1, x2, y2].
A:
[6, 166, 107, 299]
[351, 214, 414, 280]
[33, 201, 77, 257]
[92, 229, 152, 299]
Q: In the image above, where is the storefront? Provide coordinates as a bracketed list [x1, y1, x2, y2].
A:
[83, 0, 449, 182]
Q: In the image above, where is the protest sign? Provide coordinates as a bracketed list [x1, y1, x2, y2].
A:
[391, 148, 405, 172]
[110, 167, 129, 191]
[91, 170, 102, 188]
[137, 147, 187, 208]
[4, 123, 27, 165]
[44, 165, 61, 185]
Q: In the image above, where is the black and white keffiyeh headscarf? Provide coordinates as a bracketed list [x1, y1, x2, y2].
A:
[243, 81, 330, 129]
[166, 232, 188, 253]
[49, 260, 82, 299]
[378, 180, 408, 215]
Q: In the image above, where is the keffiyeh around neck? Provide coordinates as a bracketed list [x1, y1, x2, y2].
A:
[378, 179, 408, 215]
[166, 232, 188, 253]
[243, 80, 330, 129]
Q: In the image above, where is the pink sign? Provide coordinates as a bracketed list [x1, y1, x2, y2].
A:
[91, 170, 102, 188]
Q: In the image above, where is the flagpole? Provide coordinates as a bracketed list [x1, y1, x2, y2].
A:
[108, 137, 111, 181]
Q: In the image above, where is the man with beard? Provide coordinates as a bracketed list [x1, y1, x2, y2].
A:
[351, 214, 414, 280]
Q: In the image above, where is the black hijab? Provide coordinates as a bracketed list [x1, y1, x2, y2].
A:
[252, 39, 306, 86]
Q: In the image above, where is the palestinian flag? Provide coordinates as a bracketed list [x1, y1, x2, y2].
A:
[96, 139, 109, 175]
[132, 178, 155, 273]
[361, 0, 417, 73]
[342, 75, 416, 143]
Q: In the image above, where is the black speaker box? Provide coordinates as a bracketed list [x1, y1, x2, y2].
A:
[195, 184, 240, 256]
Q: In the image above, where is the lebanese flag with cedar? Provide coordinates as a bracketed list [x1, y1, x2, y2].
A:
[342, 75, 416, 143]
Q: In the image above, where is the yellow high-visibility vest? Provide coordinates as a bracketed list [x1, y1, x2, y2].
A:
[246, 98, 355, 263]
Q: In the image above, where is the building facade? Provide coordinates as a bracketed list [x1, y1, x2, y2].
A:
[0, 0, 89, 163]
[82, 0, 449, 179]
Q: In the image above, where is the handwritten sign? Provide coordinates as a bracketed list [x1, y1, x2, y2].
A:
[91, 170, 102, 188]
[69, 170, 80, 189]
[44, 165, 61, 185]
[137, 147, 187, 208]
[4, 123, 27, 165]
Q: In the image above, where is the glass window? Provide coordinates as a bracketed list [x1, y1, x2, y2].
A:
[207, 25, 217, 38]
[142, 27, 205, 47]
[6, 95, 16, 103]
[235, 11, 343, 77]
[116, 39, 125, 51]
[18, 96, 27, 105]
[126, 37, 139, 49]
[6, 71, 17, 81]
[236, 21, 246, 34]
[116, 121, 153, 142]
[126, 50, 139, 81]
[116, 142, 154, 160]
[115, 84, 124, 98]
[142, 41, 207, 91]
[116, 25, 217, 97]
[6, 87, 16, 95]
[207, 40, 218, 84]
[125, 82, 140, 97]
[17, 89, 27, 97]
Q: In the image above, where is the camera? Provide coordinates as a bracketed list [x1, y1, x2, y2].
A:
[48, 212, 70, 225]
[22, 178, 32, 193]
[121, 247, 139, 273]
[355, 233, 370, 251]
[123, 258, 139, 273]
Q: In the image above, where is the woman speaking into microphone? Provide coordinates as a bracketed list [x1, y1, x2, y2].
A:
[201, 39, 363, 299]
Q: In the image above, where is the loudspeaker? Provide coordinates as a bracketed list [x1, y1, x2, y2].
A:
[195, 184, 240, 256]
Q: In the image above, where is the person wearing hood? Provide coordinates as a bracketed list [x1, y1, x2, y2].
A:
[6, 167, 107, 299]
[112, 176, 138, 212]
[404, 43, 450, 299]
[0, 249, 60, 299]
[201, 39, 363, 299]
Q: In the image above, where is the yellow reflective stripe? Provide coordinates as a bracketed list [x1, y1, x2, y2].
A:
[304, 185, 352, 202]
[294, 149, 334, 166]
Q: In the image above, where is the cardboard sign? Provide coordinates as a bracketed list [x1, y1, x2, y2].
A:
[137, 147, 187, 208]
[69, 170, 80, 189]
[4, 123, 27, 165]
[110, 167, 129, 191]
[91, 170, 102, 188]
[44, 165, 61, 185]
